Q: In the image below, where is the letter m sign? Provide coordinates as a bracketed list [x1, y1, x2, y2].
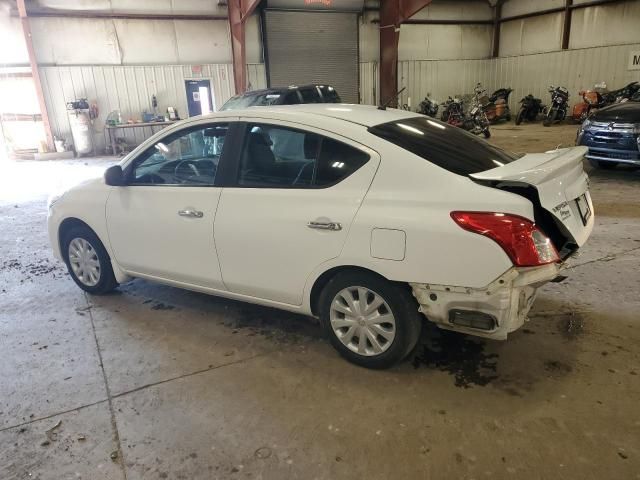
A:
[629, 51, 640, 71]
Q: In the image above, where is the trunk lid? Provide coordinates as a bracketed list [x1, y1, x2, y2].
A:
[470, 146, 593, 247]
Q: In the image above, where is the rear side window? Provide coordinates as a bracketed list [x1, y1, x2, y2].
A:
[299, 88, 322, 103]
[237, 123, 369, 188]
[368, 116, 517, 176]
[320, 86, 341, 103]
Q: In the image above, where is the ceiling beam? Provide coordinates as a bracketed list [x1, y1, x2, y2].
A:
[22, 10, 228, 20]
[16, 0, 54, 151]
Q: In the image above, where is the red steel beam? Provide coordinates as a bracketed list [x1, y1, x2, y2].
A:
[228, 0, 261, 95]
[16, 0, 54, 151]
[380, 0, 433, 107]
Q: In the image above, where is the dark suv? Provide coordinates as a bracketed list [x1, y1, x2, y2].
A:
[221, 85, 341, 111]
[577, 101, 640, 169]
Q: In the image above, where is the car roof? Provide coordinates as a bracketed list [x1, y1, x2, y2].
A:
[233, 84, 335, 98]
[204, 104, 421, 128]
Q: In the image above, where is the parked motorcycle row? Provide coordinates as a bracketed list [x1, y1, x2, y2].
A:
[414, 81, 640, 136]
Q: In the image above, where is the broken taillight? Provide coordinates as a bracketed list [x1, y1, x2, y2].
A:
[450, 211, 559, 267]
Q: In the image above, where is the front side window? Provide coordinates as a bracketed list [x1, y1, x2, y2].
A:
[237, 123, 369, 188]
[368, 116, 518, 176]
[131, 124, 228, 185]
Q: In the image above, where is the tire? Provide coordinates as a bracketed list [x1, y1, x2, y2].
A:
[318, 271, 422, 369]
[483, 128, 491, 138]
[543, 108, 557, 127]
[62, 225, 118, 294]
[515, 109, 525, 125]
[597, 161, 618, 170]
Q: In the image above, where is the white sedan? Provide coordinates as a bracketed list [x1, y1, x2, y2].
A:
[48, 105, 593, 369]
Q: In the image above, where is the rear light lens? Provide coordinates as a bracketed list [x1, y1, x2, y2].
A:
[451, 212, 560, 267]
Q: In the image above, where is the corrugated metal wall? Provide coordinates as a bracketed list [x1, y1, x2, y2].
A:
[384, 43, 640, 113]
[39, 63, 266, 153]
[359, 62, 379, 105]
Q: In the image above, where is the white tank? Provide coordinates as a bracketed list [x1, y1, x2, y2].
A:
[68, 109, 93, 156]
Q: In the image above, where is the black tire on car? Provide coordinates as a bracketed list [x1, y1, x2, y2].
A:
[318, 271, 422, 369]
[62, 225, 118, 294]
[597, 161, 618, 170]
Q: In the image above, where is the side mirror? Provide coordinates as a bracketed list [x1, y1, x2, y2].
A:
[104, 165, 125, 186]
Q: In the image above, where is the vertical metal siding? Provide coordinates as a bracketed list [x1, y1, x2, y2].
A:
[359, 62, 379, 105]
[38, 63, 266, 154]
[391, 43, 640, 115]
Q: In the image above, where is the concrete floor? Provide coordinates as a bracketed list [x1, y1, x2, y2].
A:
[1, 123, 639, 479]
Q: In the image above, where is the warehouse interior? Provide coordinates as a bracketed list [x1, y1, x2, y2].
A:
[1, 0, 640, 478]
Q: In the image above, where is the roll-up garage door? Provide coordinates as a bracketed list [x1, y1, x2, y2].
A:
[264, 10, 359, 104]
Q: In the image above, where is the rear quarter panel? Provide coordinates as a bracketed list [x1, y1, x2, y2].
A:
[304, 133, 537, 300]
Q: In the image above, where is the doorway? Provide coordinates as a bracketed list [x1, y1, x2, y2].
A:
[185, 80, 214, 117]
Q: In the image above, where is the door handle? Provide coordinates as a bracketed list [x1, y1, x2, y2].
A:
[307, 220, 342, 231]
[178, 209, 204, 218]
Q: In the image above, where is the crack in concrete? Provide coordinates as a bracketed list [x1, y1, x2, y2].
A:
[567, 246, 640, 270]
[0, 398, 109, 434]
[111, 350, 277, 400]
[85, 292, 128, 480]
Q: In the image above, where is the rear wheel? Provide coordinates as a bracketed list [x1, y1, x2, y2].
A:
[319, 271, 422, 369]
[597, 161, 618, 170]
[483, 127, 491, 138]
[62, 226, 118, 294]
[515, 108, 525, 125]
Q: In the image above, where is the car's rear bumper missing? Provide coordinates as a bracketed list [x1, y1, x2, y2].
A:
[410, 263, 561, 340]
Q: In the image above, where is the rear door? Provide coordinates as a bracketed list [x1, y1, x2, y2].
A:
[214, 120, 379, 305]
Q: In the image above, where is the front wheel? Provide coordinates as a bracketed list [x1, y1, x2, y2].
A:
[543, 108, 558, 127]
[62, 226, 118, 294]
[319, 271, 422, 369]
[515, 108, 525, 125]
[483, 127, 491, 138]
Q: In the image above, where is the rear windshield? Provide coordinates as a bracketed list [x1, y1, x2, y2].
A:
[368, 116, 518, 176]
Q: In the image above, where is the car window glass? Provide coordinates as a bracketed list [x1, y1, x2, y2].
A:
[299, 88, 321, 103]
[281, 91, 300, 105]
[131, 124, 228, 185]
[368, 116, 517, 176]
[320, 86, 341, 103]
[238, 123, 368, 188]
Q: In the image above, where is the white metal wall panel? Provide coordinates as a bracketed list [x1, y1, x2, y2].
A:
[359, 62, 379, 105]
[264, 10, 360, 103]
[39, 63, 266, 153]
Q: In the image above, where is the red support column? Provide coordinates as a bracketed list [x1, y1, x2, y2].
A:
[16, 0, 54, 151]
[228, 0, 261, 95]
[379, 0, 433, 107]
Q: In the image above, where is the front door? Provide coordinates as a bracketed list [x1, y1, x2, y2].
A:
[185, 80, 214, 117]
[214, 120, 379, 305]
[106, 122, 229, 289]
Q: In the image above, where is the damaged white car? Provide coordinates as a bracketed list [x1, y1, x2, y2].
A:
[47, 105, 593, 369]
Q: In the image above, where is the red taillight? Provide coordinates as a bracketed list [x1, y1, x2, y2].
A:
[451, 211, 560, 267]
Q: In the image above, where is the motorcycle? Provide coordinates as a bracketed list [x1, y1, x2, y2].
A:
[475, 84, 513, 123]
[543, 85, 570, 127]
[571, 83, 608, 123]
[440, 96, 464, 124]
[602, 81, 639, 104]
[417, 95, 439, 117]
[440, 93, 490, 138]
[515, 94, 543, 125]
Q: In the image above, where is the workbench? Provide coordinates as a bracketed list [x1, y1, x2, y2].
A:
[106, 121, 177, 155]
